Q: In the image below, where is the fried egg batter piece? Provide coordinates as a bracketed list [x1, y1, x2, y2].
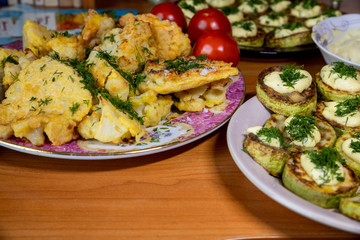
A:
[0, 56, 92, 145]
[138, 56, 239, 95]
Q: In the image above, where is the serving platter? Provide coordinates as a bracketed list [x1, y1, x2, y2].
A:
[226, 96, 360, 234]
[0, 70, 245, 160]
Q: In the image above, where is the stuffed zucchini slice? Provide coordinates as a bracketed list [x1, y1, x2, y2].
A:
[256, 11, 288, 34]
[265, 22, 312, 48]
[232, 20, 265, 47]
[335, 132, 360, 178]
[339, 193, 360, 221]
[282, 147, 360, 208]
[256, 65, 317, 116]
[314, 97, 360, 136]
[315, 62, 360, 101]
[244, 125, 289, 177]
[264, 114, 337, 152]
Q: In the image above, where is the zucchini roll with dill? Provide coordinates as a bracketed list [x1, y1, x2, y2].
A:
[256, 65, 317, 116]
[244, 125, 289, 177]
[315, 62, 360, 101]
[282, 147, 359, 208]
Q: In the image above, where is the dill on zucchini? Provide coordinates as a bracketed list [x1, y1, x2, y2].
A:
[257, 127, 285, 146]
[331, 62, 357, 79]
[334, 96, 360, 117]
[285, 114, 317, 143]
[306, 147, 345, 185]
[280, 64, 306, 88]
[350, 134, 360, 153]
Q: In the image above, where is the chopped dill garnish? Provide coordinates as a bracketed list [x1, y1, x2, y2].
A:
[350, 134, 360, 153]
[103, 33, 115, 43]
[1, 55, 18, 68]
[247, 0, 265, 7]
[50, 52, 144, 124]
[301, 0, 320, 9]
[331, 62, 357, 79]
[285, 114, 317, 143]
[69, 102, 80, 116]
[29, 96, 37, 101]
[306, 147, 345, 186]
[280, 64, 306, 88]
[178, 2, 196, 12]
[221, 5, 239, 15]
[267, 11, 284, 20]
[334, 96, 360, 117]
[233, 21, 254, 31]
[40, 64, 46, 72]
[164, 57, 205, 73]
[282, 22, 303, 31]
[96, 50, 146, 93]
[257, 127, 285, 146]
[38, 97, 52, 107]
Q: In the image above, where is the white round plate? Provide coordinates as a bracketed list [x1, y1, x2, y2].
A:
[0, 74, 245, 160]
[226, 96, 360, 234]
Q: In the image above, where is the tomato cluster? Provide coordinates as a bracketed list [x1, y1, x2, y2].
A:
[151, 3, 240, 67]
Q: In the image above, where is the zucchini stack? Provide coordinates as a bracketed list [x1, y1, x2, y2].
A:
[244, 62, 360, 221]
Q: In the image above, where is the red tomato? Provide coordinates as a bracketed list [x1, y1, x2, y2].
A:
[193, 31, 240, 67]
[187, 8, 232, 44]
[151, 2, 187, 32]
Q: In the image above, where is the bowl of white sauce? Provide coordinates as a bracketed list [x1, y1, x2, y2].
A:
[312, 14, 360, 69]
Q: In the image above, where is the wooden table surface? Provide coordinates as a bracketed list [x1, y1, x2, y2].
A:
[1, 1, 360, 240]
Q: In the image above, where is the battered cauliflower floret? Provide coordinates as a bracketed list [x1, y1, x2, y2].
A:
[3, 62, 21, 86]
[135, 13, 191, 60]
[81, 9, 115, 48]
[174, 85, 208, 112]
[203, 77, 235, 107]
[22, 20, 53, 57]
[130, 90, 173, 127]
[78, 96, 146, 143]
[0, 56, 92, 145]
[99, 21, 156, 73]
[0, 48, 24, 77]
[47, 34, 86, 60]
[87, 49, 130, 101]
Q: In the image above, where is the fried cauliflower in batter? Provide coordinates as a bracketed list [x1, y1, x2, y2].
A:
[0, 9, 240, 146]
[0, 56, 92, 145]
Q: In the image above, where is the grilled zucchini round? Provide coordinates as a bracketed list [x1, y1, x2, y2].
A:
[335, 132, 360, 178]
[256, 65, 317, 116]
[244, 131, 289, 177]
[282, 150, 359, 208]
[339, 193, 360, 221]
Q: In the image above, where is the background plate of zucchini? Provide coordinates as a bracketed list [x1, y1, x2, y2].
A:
[227, 96, 360, 234]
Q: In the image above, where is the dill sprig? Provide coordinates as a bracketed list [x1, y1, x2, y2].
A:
[280, 64, 306, 88]
[1, 55, 18, 68]
[331, 62, 357, 79]
[350, 134, 360, 153]
[221, 6, 239, 15]
[257, 127, 285, 146]
[164, 56, 205, 73]
[233, 21, 254, 31]
[306, 147, 345, 186]
[50, 52, 144, 124]
[247, 0, 265, 7]
[96, 50, 146, 93]
[282, 22, 303, 31]
[285, 115, 317, 143]
[334, 96, 360, 117]
[267, 11, 284, 20]
[178, 1, 196, 12]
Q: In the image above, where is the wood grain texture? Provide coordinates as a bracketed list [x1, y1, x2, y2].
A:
[1, 1, 359, 239]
